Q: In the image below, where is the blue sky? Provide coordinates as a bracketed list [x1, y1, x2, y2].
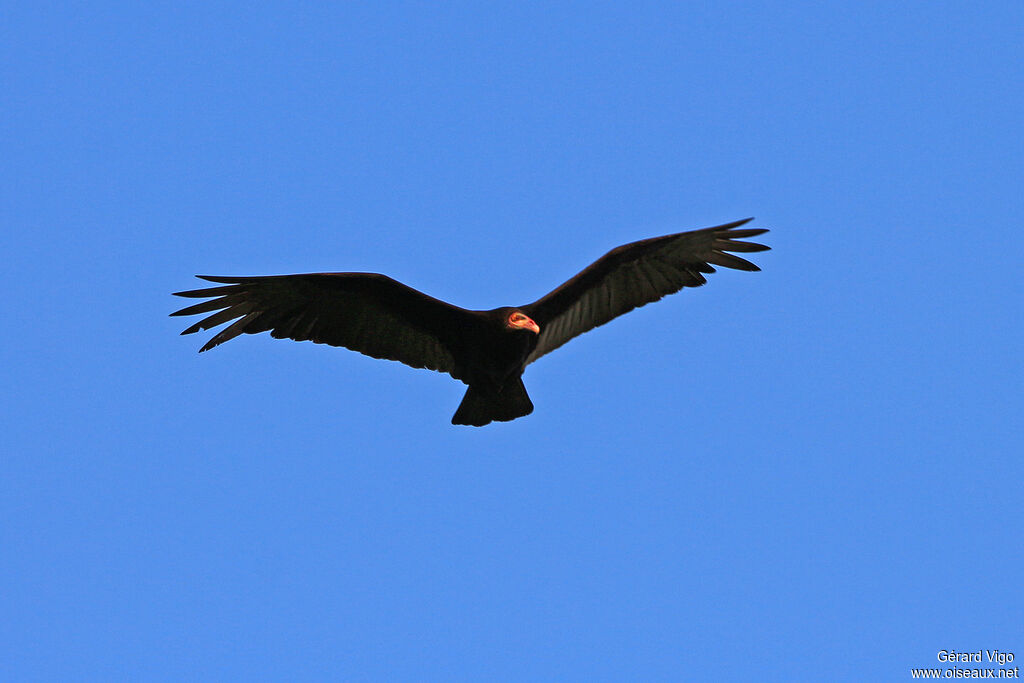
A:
[3, 2, 1022, 680]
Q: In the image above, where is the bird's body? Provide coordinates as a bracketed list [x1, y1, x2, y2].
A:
[172, 218, 769, 425]
[447, 308, 540, 426]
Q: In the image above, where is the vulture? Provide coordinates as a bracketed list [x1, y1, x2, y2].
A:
[172, 218, 769, 426]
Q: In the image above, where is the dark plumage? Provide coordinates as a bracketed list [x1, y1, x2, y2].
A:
[171, 218, 769, 425]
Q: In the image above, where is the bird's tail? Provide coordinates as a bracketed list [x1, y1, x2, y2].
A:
[451, 378, 534, 427]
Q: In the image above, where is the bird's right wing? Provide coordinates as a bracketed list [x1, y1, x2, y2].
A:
[521, 219, 769, 364]
[171, 273, 472, 377]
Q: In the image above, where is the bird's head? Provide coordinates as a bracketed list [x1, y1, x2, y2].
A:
[506, 310, 540, 334]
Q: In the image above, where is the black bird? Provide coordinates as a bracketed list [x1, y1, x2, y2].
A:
[172, 218, 769, 426]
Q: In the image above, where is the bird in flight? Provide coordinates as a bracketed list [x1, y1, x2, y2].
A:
[172, 218, 769, 426]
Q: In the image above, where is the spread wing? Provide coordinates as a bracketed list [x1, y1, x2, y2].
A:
[171, 273, 472, 376]
[521, 218, 769, 364]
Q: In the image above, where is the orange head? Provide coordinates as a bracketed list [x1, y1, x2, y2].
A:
[506, 311, 540, 334]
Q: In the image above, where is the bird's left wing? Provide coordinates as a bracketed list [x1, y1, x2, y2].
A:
[521, 218, 769, 364]
[172, 273, 471, 376]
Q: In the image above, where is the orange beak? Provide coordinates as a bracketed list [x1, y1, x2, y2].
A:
[509, 315, 540, 334]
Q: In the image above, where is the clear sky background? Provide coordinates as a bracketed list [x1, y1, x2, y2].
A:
[3, 2, 1022, 681]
